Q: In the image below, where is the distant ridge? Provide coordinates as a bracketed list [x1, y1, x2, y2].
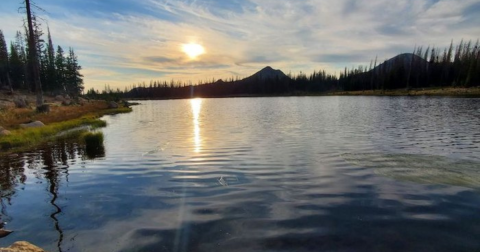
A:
[373, 53, 427, 73]
[123, 38, 480, 100]
[247, 66, 289, 80]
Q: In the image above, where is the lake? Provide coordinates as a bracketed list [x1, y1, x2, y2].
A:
[1, 96, 480, 252]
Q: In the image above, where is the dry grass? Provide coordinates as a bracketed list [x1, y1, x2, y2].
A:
[0, 115, 105, 150]
[0, 101, 108, 129]
[0, 96, 132, 152]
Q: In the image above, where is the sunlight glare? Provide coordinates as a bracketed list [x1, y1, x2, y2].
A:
[182, 43, 205, 59]
[191, 98, 203, 153]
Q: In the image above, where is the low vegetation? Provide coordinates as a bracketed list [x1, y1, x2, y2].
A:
[81, 131, 105, 158]
[0, 100, 132, 152]
[1, 115, 100, 151]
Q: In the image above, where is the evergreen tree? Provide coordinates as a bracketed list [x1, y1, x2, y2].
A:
[65, 48, 83, 96]
[43, 27, 57, 91]
[55, 45, 65, 91]
[40, 47, 49, 90]
[9, 42, 25, 90]
[0, 30, 10, 89]
[14, 31, 28, 90]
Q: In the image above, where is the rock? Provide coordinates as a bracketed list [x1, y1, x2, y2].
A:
[62, 100, 71, 106]
[108, 101, 118, 109]
[64, 94, 70, 100]
[20, 121, 45, 129]
[13, 96, 27, 108]
[78, 97, 88, 105]
[0, 129, 11, 136]
[0, 241, 47, 252]
[55, 95, 65, 102]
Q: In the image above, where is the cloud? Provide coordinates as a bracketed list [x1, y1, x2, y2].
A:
[1, 0, 480, 90]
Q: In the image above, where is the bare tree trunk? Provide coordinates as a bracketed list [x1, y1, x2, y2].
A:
[25, 0, 43, 108]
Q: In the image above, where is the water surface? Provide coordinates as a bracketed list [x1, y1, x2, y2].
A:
[1, 96, 480, 252]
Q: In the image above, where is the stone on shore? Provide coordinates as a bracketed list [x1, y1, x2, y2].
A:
[0, 241, 46, 252]
[55, 95, 65, 102]
[78, 97, 88, 105]
[20, 121, 45, 129]
[108, 101, 119, 109]
[13, 96, 27, 108]
[56, 95, 73, 106]
[0, 127, 11, 136]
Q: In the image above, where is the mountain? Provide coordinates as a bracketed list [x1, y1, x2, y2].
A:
[247, 66, 289, 81]
[373, 53, 427, 73]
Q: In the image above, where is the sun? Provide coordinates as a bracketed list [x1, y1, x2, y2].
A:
[182, 43, 205, 59]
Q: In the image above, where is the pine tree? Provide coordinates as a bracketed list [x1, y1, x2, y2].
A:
[44, 27, 57, 91]
[0, 30, 10, 89]
[65, 48, 83, 96]
[40, 47, 49, 90]
[9, 42, 25, 90]
[55, 45, 65, 91]
[14, 31, 27, 90]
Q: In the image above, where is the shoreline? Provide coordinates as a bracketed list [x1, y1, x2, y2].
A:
[0, 99, 132, 154]
[125, 87, 480, 100]
[324, 87, 480, 97]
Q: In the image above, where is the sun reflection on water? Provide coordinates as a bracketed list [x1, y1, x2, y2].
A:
[191, 98, 202, 153]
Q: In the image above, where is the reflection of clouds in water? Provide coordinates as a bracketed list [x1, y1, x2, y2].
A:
[343, 153, 480, 189]
[67, 176, 480, 252]
[3, 98, 480, 251]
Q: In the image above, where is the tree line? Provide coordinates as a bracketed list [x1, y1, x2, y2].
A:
[339, 40, 480, 91]
[86, 39, 479, 100]
[0, 9, 84, 99]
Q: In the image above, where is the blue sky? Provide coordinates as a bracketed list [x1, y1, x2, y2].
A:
[1, 0, 480, 90]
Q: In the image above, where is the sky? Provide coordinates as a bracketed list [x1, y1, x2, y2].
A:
[1, 0, 480, 91]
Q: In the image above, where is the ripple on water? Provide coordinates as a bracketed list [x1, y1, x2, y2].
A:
[2, 97, 480, 252]
[342, 152, 480, 190]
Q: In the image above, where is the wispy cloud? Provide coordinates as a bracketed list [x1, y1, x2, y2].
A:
[1, 0, 479, 90]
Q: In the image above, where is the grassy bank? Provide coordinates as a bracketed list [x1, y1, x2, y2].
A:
[326, 87, 480, 97]
[0, 101, 132, 152]
[0, 100, 130, 128]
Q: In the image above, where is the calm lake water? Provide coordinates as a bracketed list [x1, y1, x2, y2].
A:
[1, 96, 480, 252]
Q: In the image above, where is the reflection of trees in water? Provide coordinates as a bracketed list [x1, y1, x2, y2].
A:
[0, 155, 26, 223]
[0, 139, 105, 251]
[42, 142, 73, 252]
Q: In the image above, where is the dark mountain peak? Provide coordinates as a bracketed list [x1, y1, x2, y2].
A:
[390, 53, 425, 63]
[251, 66, 288, 80]
[373, 53, 427, 73]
